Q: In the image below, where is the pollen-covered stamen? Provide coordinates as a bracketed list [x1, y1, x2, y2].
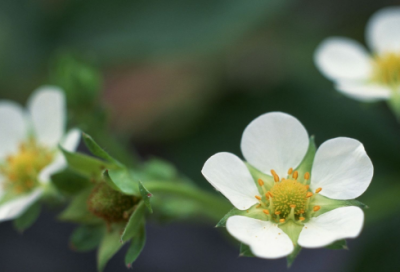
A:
[293, 171, 298, 180]
[313, 205, 321, 212]
[255, 195, 262, 201]
[270, 170, 279, 182]
[288, 168, 293, 175]
[315, 187, 322, 194]
[306, 192, 313, 198]
[372, 52, 400, 86]
[262, 209, 270, 215]
[304, 172, 310, 180]
[258, 179, 264, 186]
[0, 138, 54, 194]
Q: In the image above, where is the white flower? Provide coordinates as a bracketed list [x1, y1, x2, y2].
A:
[0, 86, 80, 222]
[315, 7, 400, 101]
[201, 112, 373, 258]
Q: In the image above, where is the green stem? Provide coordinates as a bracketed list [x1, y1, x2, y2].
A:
[144, 181, 231, 222]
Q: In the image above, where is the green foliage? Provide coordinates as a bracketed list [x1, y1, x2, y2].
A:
[326, 239, 348, 250]
[239, 243, 255, 257]
[121, 201, 146, 242]
[125, 222, 146, 267]
[51, 169, 91, 195]
[70, 225, 105, 252]
[13, 202, 41, 232]
[97, 228, 125, 272]
[139, 181, 153, 213]
[287, 245, 301, 268]
[107, 168, 140, 196]
[82, 133, 124, 168]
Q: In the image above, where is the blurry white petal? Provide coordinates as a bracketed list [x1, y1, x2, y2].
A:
[226, 216, 293, 259]
[202, 152, 259, 210]
[315, 37, 372, 81]
[0, 189, 42, 222]
[28, 86, 66, 148]
[61, 129, 81, 152]
[0, 101, 27, 159]
[241, 112, 309, 178]
[366, 7, 400, 54]
[311, 137, 373, 200]
[298, 206, 364, 248]
[38, 155, 67, 184]
[335, 81, 391, 102]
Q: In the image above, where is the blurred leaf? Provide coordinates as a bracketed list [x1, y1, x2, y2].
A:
[141, 158, 178, 180]
[139, 181, 153, 213]
[60, 146, 114, 179]
[295, 136, 316, 182]
[326, 239, 348, 250]
[82, 133, 124, 168]
[239, 243, 255, 257]
[108, 169, 140, 196]
[121, 201, 146, 242]
[51, 169, 91, 195]
[59, 188, 102, 224]
[97, 228, 125, 272]
[70, 225, 105, 252]
[287, 245, 301, 268]
[125, 222, 146, 267]
[102, 169, 122, 192]
[13, 202, 41, 232]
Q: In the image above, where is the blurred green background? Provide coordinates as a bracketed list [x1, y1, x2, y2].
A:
[1, 0, 400, 271]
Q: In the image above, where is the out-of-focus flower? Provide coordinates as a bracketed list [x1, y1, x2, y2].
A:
[202, 112, 373, 259]
[0, 87, 80, 222]
[315, 7, 400, 102]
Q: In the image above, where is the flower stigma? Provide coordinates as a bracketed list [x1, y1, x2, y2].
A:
[0, 138, 54, 194]
[372, 52, 400, 87]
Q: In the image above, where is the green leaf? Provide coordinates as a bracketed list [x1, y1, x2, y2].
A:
[121, 201, 146, 242]
[97, 229, 125, 272]
[326, 239, 348, 250]
[59, 188, 102, 224]
[70, 225, 105, 252]
[13, 202, 41, 232]
[82, 132, 124, 168]
[141, 158, 178, 180]
[125, 222, 146, 267]
[295, 136, 316, 182]
[311, 194, 368, 217]
[107, 168, 140, 196]
[239, 243, 255, 257]
[60, 146, 114, 179]
[102, 169, 122, 192]
[216, 206, 263, 228]
[138, 181, 153, 213]
[287, 245, 301, 267]
[51, 169, 91, 195]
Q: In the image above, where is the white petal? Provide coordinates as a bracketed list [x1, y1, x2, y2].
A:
[61, 128, 81, 152]
[310, 137, 373, 200]
[226, 216, 294, 259]
[298, 206, 364, 248]
[38, 155, 67, 184]
[0, 101, 27, 159]
[315, 37, 372, 81]
[241, 112, 309, 178]
[335, 81, 391, 102]
[0, 189, 42, 222]
[28, 86, 66, 148]
[366, 7, 400, 54]
[201, 152, 259, 210]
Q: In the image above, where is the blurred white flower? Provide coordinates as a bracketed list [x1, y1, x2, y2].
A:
[0, 87, 80, 222]
[202, 112, 373, 258]
[315, 7, 400, 102]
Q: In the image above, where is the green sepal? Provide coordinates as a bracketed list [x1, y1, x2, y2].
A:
[125, 221, 146, 267]
[121, 201, 146, 242]
[287, 245, 301, 268]
[216, 206, 263, 228]
[97, 228, 125, 272]
[70, 225, 105, 252]
[295, 136, 316, 182]
[326, 239, 348, 250]
[311, 194, 368, 217]
[82, 132, 124, 168]
[239, 243, 255, 257]
[59, 188, 102, 224]
[60, 146, 114, 179]
[107, 169, 140, 196]
[13, 202, 41, 232]
[102, 169, 122, 192]
[138, 181, 153, 213]
[51, 169, 91, 195]
[246, 163, 274, 192]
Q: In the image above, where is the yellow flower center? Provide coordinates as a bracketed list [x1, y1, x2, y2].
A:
[0, 138, 54, 194]
[372, 52, 400, 86]
[270, 179, 307, 218]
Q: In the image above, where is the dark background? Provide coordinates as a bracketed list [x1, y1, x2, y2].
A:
[1, 0, 400, 271]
